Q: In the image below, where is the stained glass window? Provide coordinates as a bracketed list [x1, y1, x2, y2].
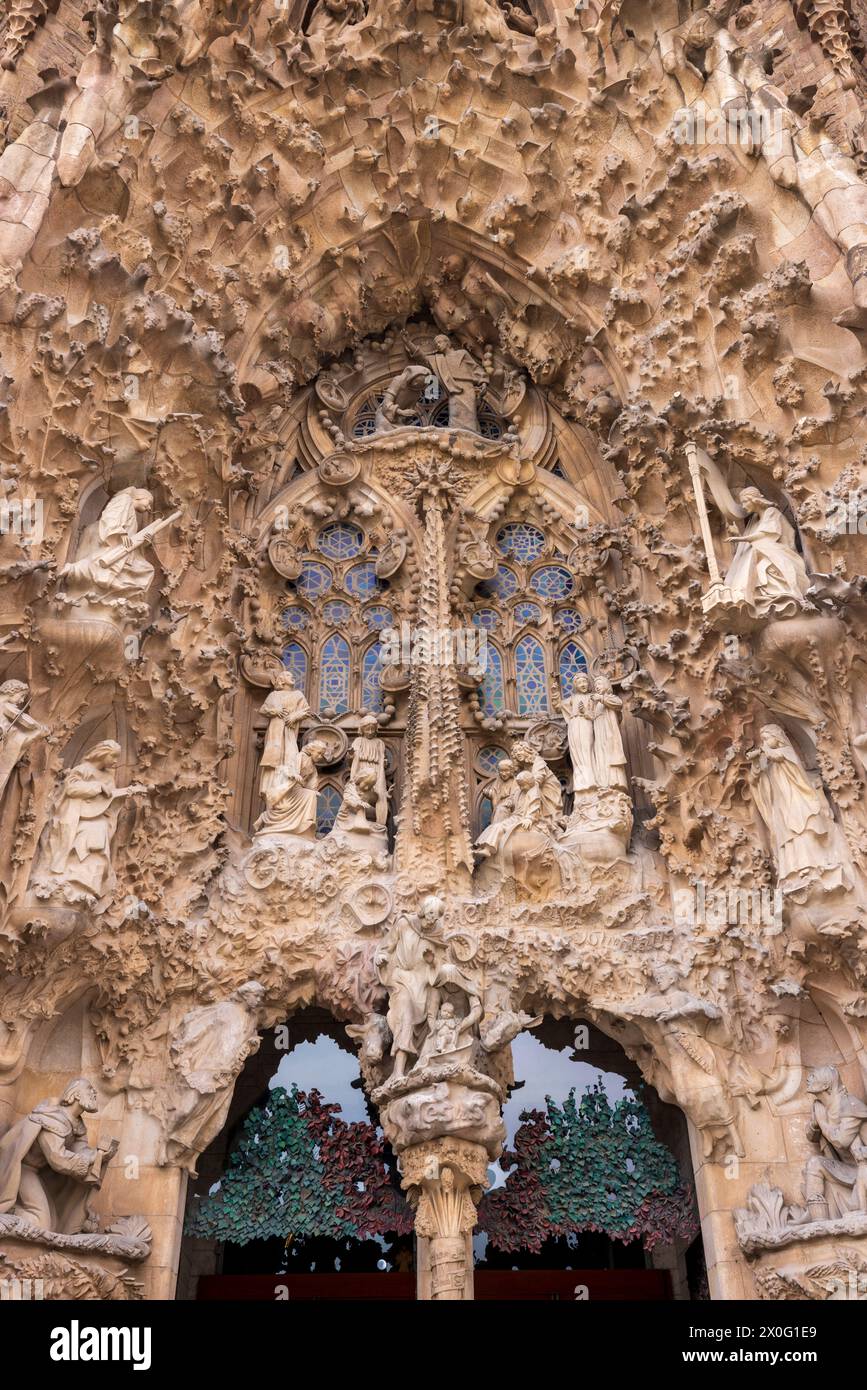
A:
[559, 640, 588, 696]
[282, 642, 308, 691]
[515, 635, 549, 716]
[352, 395, 383, 438]
[322, 599, 352, 626]
[479, 795, 494, 833]
[361, 641, 385, 713]
[514, 601, 542, 626]
[480, 643, 505, 716]
[319, 634, 351, 715]
[530, 565, 574, 600]
[479, 403, 503, 440]
[472, 608, 499, 629]
[283, 606, 309, 630]
[296, 560, 332, 598]
[316, 783, 342, 836]
[555, 608, 582, 633]
[478, 744, 509, 775]
[345, 562, 385, 598]
[430, 400, 450, 427]
[317, 522, 364, 560]
[496, 523, 545, 562]
[364, 605, 394, 631]
[479, 565, 518, 601]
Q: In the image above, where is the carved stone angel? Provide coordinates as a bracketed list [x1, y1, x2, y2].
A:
[697, 458, 812, 621]
[747, 724, 852, 898]
[0, 678, 44, 804]
[60, 489, 168, 605]
[161, 983, 266, 1171]
[31, 740, 146, 906]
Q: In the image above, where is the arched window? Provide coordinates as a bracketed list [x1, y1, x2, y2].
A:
[559, 641, 588, 697]
[319, 635, 351, 715]
[316, 783, 343, 836]
[361, 640, 385, 713]
[480, 643, 505, 717]
[515, 635, 549, 716]
[282, 641, 308, 692]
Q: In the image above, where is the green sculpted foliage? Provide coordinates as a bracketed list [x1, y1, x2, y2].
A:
[479, 1085, 698, 1253]
[185, 1085, 412, 1245]
[186, 1082, 697, 1257]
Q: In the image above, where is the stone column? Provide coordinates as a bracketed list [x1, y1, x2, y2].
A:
[394, 451, 474, 881]
[400, 1137, 489, 1301]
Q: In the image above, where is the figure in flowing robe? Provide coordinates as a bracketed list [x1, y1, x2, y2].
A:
[748, 724, 851, 895]
[402, 331, 488, 431]
[803, 1067, 867, 1221]
[592, 675, 629, 792]
[61, 488, 157, 601]
[563, 673, 596, 792]
[258, 670, 310, 794]
[0, 1079, 116, 1233]
[374, 896, 446, 1078]
[255, 738, 325, 839]
[697, 455, 812, 619]
[0, 679, 44, 805]
[163, 984, 265, 1170]
[349, 715, 388, 825]
[474, 757, 517, 858]
[32, 740, 145, 903]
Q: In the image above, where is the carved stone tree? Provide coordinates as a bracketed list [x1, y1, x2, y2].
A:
[1, 0, 867, 1303]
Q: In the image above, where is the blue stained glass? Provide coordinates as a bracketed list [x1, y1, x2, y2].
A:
[478, 744, 509, 775]
[479, 565, 518, 600]
[296, 560, 332, 598]
[316, 783, 342, 836]
[530, 565, 574, 600]
[364, 605, 394, 631]
[317, 522, 364, 560]
[472, 608, 499, 630]
[283, 606, 309, 630]
[550, 459, 566, 479]
[430, 400, 450, 427]
[322, 599, 352, 626]
[319, 634, 351, 715]
[496, 522, 545, 562]
[352, 395, 383, 438]
[513, 601, 542, 626]
[479, 795, 493, 833]
[282, 642, 308, 691]
[361, 641, 385, 713]
[559, 640, 588, 697]
[345, 562, 385, 597]
[515, 635, 549, 716]
[480, 644, 504, 716]
[555, 608, 582, 633]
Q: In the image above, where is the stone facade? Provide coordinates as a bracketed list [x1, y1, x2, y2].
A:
[0, 0, 867, 1302]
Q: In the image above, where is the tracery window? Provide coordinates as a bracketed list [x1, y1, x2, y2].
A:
[471, 521, 589, 720]
[279, 521, 394, 715]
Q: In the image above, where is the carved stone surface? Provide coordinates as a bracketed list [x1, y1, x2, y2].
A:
[0, 0, 866, 1303]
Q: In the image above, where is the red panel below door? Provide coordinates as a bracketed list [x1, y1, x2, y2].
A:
[196, 1269, 671, 1300]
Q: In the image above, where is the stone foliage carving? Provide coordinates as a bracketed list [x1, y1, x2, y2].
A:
[0, 0, 867, 1303]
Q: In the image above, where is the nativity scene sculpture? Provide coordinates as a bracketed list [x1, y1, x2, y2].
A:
[3, 0, 867, 1309]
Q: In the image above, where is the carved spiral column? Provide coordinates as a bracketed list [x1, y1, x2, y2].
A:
[395, 453, 473, 880]
[400, 1138, 490, 1301]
